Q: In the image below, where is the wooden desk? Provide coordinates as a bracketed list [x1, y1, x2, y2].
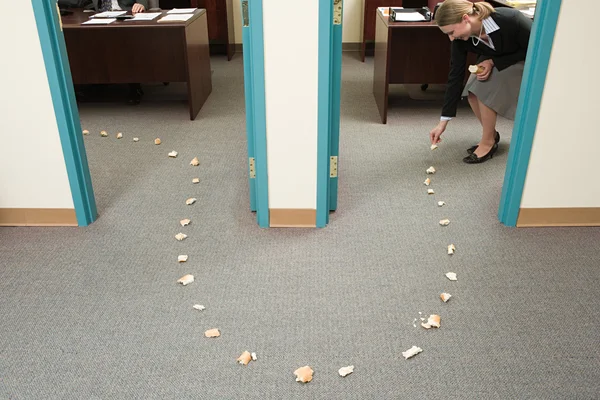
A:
[159, 0, 235, 60]
[62, 9, 212, 120]
[373, 9, 459, 124]
[361, 0, 427, 62]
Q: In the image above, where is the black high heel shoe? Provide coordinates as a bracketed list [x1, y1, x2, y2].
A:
[463, 143, 498, 164]
[467, 131, 500, 154]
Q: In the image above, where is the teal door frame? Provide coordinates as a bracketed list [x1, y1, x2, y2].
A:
[329, 0, 343, 213]
[316, 0, 343, 228]
[498, 0, 563, 226]
[31, 0, 97, 226]
[241, 0, 269, 228]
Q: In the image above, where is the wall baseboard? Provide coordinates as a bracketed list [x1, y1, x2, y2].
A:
[269, 209, 316, 227]
[234, 42, 361, 53]
[0, 208, 78, 226]
[517, 208, 600, 227]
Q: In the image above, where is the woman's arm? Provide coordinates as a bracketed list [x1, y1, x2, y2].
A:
[493, 13, 532, 71]
[440, 40, 468, 118]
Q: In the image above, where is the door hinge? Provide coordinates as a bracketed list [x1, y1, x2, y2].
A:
[249, 157, 256, 178]
[333, 0, 342, 25]
[242, 1, 249, 27]
[330, 156, 338, 178]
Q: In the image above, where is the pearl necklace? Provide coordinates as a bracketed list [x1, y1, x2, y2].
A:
[471, 22, 484, 46]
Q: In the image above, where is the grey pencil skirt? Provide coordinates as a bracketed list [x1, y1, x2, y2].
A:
[462, 61, 525, 120]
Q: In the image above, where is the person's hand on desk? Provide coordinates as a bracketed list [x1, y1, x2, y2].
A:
[132, 3, 146, 14]
[430, 120, 448, 145]
[476, 59, 494, 81]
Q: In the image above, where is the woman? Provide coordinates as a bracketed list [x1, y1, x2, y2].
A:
[430, 0, 532, 163]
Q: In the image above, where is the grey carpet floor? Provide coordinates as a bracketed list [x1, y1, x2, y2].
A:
[1, 54, 599, 400]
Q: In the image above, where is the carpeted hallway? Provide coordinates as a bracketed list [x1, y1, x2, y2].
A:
[1, 53, 599, 399]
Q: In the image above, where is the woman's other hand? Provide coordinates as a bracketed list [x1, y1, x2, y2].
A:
[476, 59, 494, 81]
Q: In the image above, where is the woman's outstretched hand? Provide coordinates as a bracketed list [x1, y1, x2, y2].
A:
[430, 120, 448, 145]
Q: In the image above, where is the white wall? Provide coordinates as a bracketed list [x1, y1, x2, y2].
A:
[0, 3, 74, 209]
[233, 0, 363, 44]
[520, 0, 600, 208]
[263, 0, 319, 209]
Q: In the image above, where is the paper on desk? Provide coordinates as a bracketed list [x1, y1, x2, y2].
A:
[167, 8, 197, 14]
[158, 14, 194, 22]
[520, 7, 535, 17]
[393, 12, 426, 22]
[505, 0, 537, 6]
[378, 7, 394, 16]
[125, 12, 162, 21]
[91, 11, 126, 18]
[82, 18, 117, 24]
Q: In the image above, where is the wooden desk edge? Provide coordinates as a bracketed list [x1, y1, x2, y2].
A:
[62, 9, 207, 29]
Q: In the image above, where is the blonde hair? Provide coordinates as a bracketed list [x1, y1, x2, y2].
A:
[435, 0, 495, 27]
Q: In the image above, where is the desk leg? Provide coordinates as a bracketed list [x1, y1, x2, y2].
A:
[361, 39, 366, 63]
[373, 17, 390, 124]
[185, 13, 212, 120]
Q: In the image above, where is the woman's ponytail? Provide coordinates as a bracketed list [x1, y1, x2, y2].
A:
[473, 2, 495, 19]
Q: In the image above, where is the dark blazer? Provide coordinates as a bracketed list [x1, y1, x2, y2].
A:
[441, 7, 532, 118]
[91, 0, 149, 11]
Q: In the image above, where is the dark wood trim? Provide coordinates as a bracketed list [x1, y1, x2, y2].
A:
[185, 11, 213, 119]
[225, 0, 235, 60]
[373, 10, 391, 124]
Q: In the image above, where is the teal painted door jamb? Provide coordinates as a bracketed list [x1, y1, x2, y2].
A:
[241, 0, 257, 213]
[316, 0, 335, 228]
[247, 0, 269, 228]
[498, 0, 562, 227]
[31, 0, 97, 226]
[329, 0, 343, 212]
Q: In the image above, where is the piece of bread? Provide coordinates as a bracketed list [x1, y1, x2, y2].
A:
[294, 366, 314, 383]
[177, 274, 194, 285]
[469, 65, 484, 74]
[445, 272, 457, 281]
[421, 314, 441, 329]
[448, 244, 456, 255]
[205, 328, 220, 338]
[338, 365, 354, 377]
[237, 351, 252, 365]
[402, 346, 423, 359]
